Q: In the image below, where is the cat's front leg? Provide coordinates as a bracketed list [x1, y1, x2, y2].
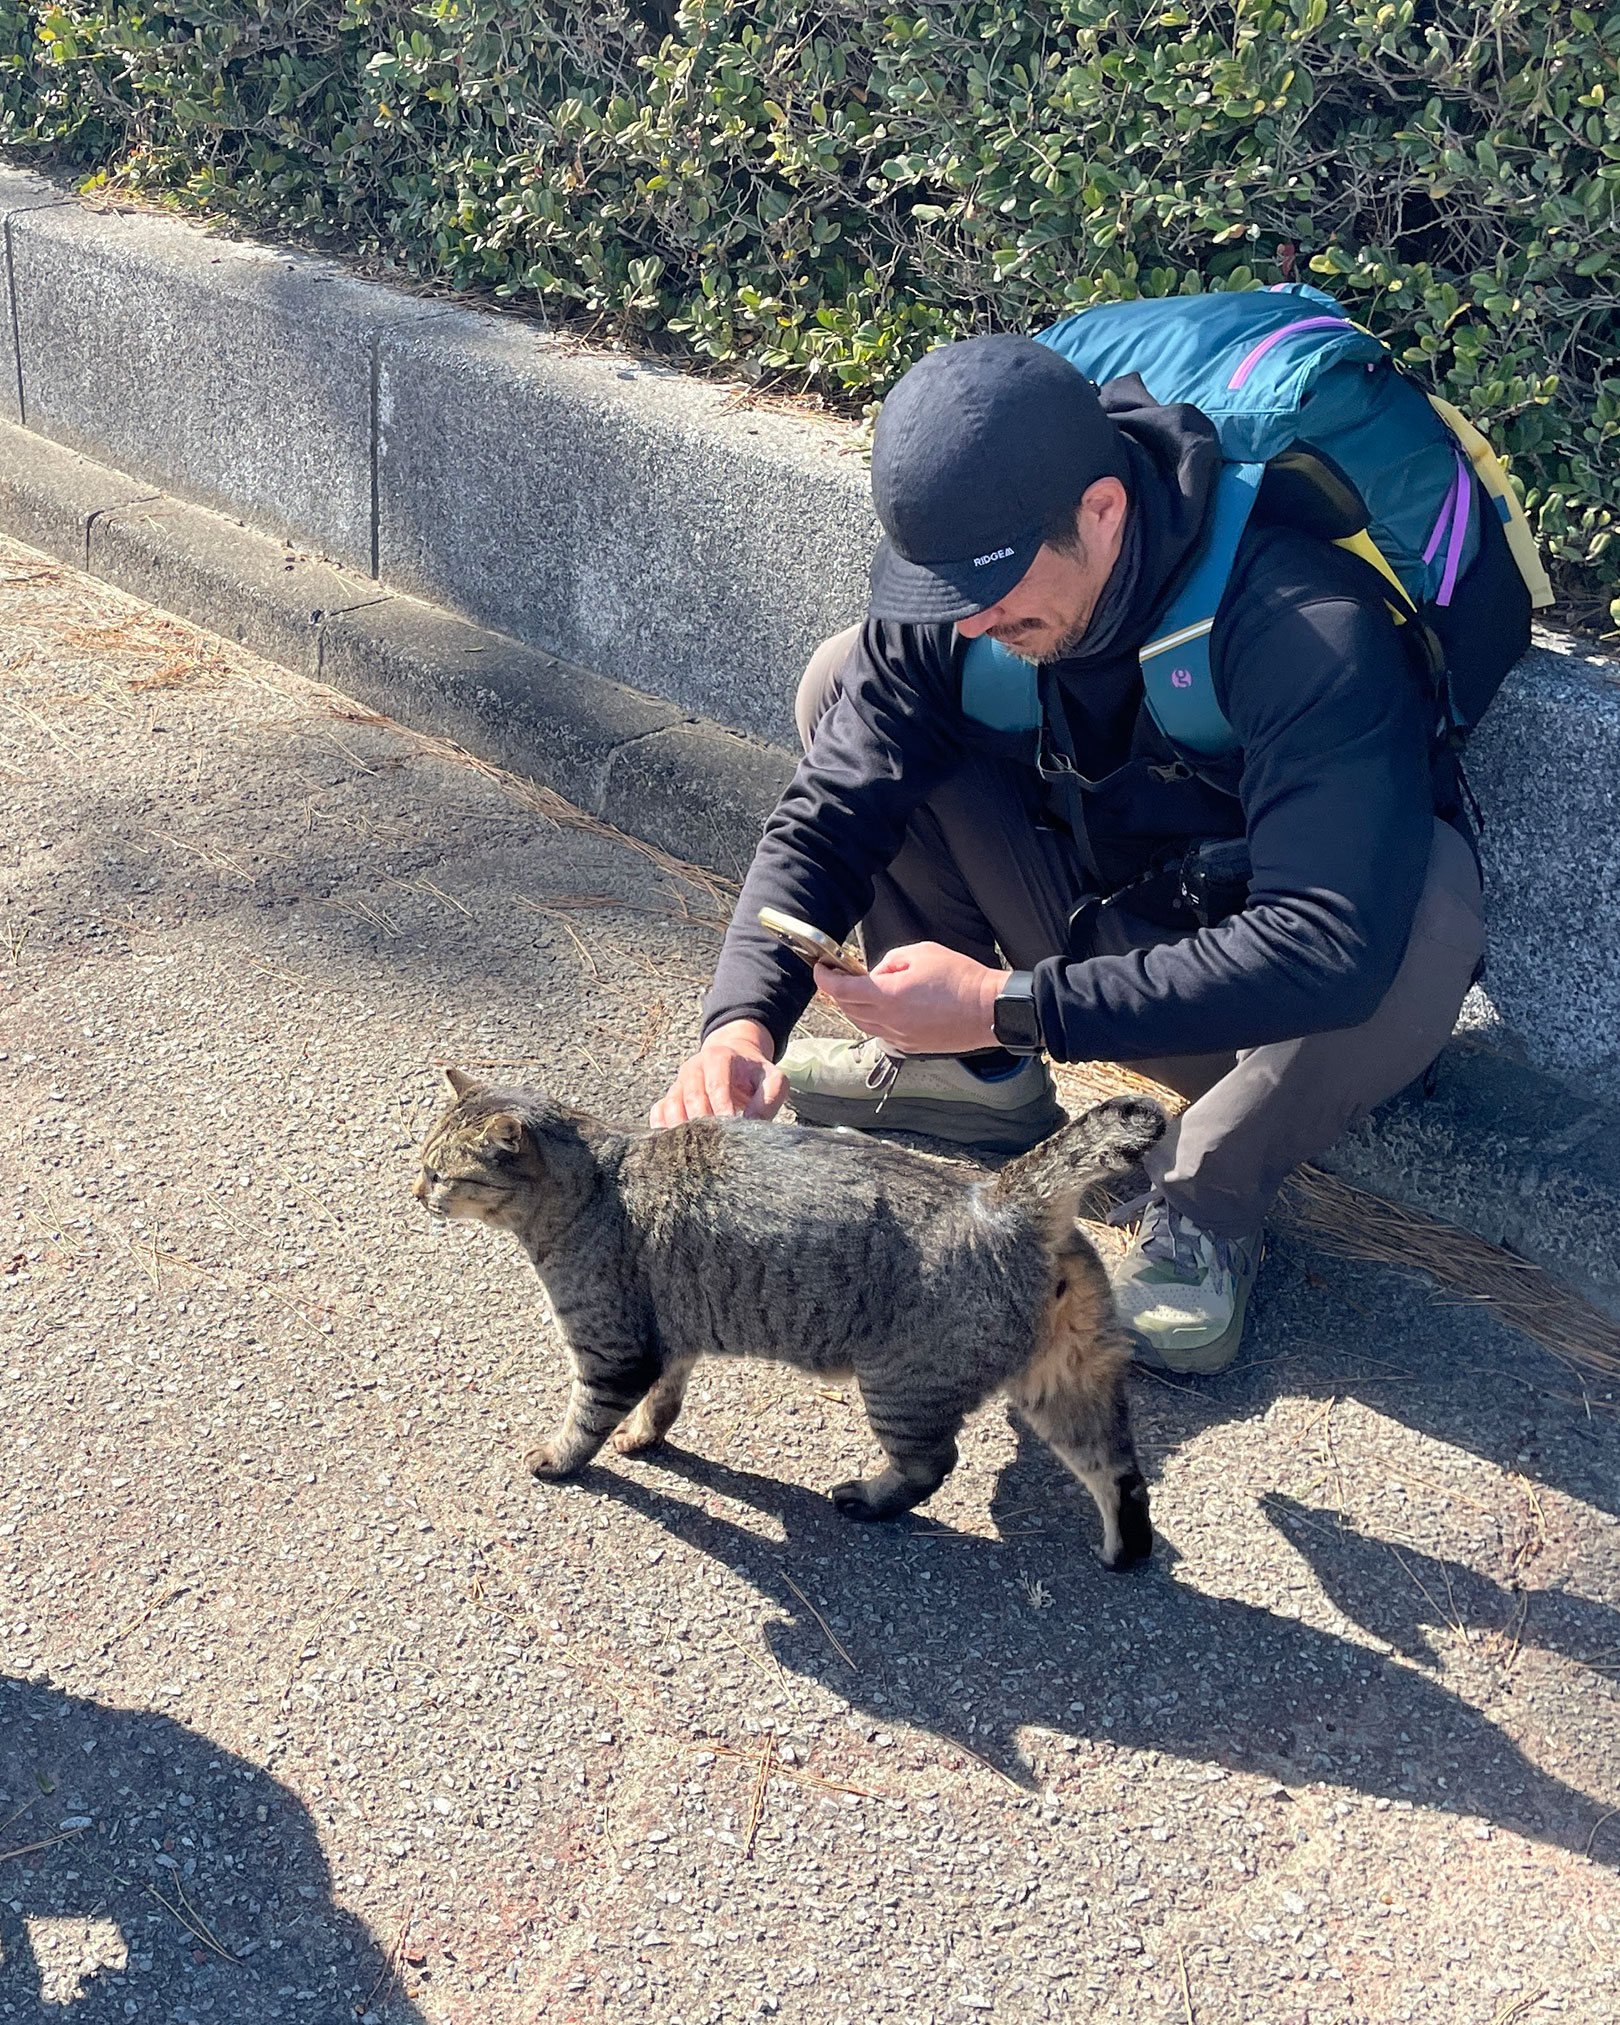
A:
[525, 1334, 660, 1480]
[611, 1356, 696, 1455]
[525, 1376, 629, 1478]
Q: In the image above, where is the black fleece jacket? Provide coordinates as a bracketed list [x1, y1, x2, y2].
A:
[701, 383, 1449, 1065]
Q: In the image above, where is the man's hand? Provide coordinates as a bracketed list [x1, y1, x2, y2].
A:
[814, 941, 1004, 1055]
[650, 1020, 788, 1129]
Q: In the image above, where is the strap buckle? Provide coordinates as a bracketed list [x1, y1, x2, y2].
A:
[1036, 737, 1082, 784]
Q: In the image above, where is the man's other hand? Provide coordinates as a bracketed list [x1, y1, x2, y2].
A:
[814, 941, 1003, 1055]
[650, 1020, 787, 1128]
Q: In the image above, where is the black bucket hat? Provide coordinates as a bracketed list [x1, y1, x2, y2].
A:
[866, 334, 1127, 624]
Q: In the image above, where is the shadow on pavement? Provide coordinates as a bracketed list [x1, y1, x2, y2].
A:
[581, 1439, 1620, 1877]
[0, 1674, 425, 2023]
[1261, 1489, 1620, 1676]
[1133, 1229, 1620, 1523]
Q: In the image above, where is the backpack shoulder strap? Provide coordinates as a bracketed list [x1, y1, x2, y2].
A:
[1137, 461, 1265, 758]
[960, 632, 1041, 732]
[959, 462, 1267, 752]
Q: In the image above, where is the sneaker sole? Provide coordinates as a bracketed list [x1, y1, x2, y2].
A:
[1127, 1267, 1258, 1376]
[787, 1089, 1066, 1155]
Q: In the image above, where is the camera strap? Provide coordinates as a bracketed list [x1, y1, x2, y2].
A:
[1034, 666, 1104, 887]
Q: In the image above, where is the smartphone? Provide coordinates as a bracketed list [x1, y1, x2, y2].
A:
[757, 906, 866, 975]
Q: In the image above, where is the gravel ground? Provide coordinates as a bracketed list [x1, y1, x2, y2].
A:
[1, 534, 1617, 2025]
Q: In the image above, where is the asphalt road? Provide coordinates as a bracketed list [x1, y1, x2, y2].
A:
[1, 537, 1616, 2025]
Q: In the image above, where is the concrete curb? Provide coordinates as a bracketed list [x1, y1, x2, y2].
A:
[0, 414, 793, 874]
[317, 593, 794, 877]
[1, 412, 1615, 1315]
[1320, 1045, 1620, 1320]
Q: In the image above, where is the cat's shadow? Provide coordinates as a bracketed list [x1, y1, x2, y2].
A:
[579, 1432, 1620, 1875]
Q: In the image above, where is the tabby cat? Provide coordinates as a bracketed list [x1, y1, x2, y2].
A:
[414, 1073, 1164, 1567]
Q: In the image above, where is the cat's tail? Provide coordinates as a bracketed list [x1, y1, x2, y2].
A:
[989, 1094, 1166, 1245]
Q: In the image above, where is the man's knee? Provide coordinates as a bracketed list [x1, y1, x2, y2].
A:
[795, 624, 862, 753]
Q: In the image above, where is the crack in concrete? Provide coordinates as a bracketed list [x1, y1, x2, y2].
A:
[603, 718, 703, 755]
[368, 330, 381, 582]
[4, 212, 24, 427]
[312, 596, 398, 678]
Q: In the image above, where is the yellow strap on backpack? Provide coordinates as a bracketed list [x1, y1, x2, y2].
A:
[1427, 395, 1555, 611]
[1332, 527, 1416, 624]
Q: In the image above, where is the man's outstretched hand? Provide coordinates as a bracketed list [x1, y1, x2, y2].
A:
[650, 1019, 788, 1129]
[814, 941, 1003, 1055]
[650, 944, 1003, 1129]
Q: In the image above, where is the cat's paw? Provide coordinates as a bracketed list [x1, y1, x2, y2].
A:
[525, 1443, 579, 1480]
[610, 1417, 662, 1457]
[1098, 1484, 1154, 1570]
[828, 1477, 898, 1523]
[1104, 1509, 1154, 1571]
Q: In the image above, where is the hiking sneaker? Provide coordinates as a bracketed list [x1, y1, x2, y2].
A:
[780, 1036, 1064, 1153]
[1110, 1192, 1263, 1374]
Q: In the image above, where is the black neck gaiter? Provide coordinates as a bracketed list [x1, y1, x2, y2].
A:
[1044, 379, 1224, 770]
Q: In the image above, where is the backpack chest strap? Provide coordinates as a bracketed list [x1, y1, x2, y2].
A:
[1137, 460, 1265, 760]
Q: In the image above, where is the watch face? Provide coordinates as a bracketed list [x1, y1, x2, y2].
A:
[993, 984, 1042, 1053]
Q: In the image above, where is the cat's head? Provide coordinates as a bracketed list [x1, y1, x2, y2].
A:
[413, 1069, 592, 1233]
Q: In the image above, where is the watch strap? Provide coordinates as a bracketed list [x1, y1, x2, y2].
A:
[991, 970, 1043, 1054]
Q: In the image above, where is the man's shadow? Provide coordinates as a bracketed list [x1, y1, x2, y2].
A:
[0, 1673, 426, 2021]
[579, 1435, 1620, 1873]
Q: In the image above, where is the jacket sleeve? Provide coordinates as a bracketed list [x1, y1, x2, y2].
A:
[1032, 582, 1439, 1063]
[700, 621, 970, 1053]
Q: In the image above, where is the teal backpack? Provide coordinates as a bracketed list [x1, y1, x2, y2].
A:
[960, 283, 1552, 758]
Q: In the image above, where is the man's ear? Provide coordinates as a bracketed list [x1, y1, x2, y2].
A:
[444, 1068, 481, 1100]
[1080, 474, 1129, 541]
[478, 1112, 526, 1156]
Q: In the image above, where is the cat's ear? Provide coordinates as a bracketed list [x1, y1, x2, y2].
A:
[443, 1068, 481, 1100]
[479, 1112, 526, 1156]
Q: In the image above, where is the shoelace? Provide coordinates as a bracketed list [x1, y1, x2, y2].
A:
[1109, 1190, 1257, 1284]
[856, 1037, 902, 1097]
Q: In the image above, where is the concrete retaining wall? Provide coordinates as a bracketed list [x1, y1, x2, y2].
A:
[2, 155, 1617, 1100]
[1465, 637, 1620, 1097]
[375, 309, 876, 742]
[0, 161, 875, 747]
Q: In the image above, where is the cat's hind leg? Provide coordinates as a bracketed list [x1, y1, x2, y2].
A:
[1008, 1251, 1152, 1570]
[830, 1380, 963, 1522]
[610, 1356, 697, 1455]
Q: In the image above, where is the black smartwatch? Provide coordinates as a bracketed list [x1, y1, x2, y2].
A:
[991, 970, 1043, 1054]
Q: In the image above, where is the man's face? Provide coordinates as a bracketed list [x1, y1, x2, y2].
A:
[954, 477, 1128, 664]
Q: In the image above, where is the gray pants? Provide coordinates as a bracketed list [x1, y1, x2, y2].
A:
[798, 628, 1485, 1237]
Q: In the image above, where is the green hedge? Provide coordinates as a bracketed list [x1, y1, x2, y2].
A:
[3, 0, 1618, 623]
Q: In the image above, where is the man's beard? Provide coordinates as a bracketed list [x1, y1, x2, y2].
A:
[988, 534, 1098, 664]
[992, 599, 1095, 666]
